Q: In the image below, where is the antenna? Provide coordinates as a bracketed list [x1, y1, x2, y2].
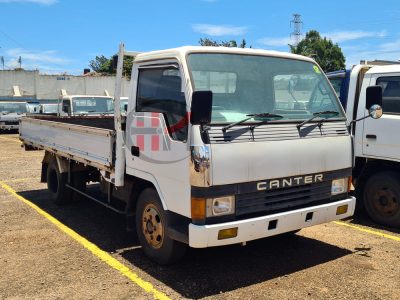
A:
[290, 13, 303, 46]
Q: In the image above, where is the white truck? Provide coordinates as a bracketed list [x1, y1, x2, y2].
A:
[327, 64, 400, 228]
[58, 90, 114, 116]
[20, 44, 380, 264]
[0, 100, 28, 131]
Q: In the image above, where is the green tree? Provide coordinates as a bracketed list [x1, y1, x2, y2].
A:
[89, 55, 111, 73]
[199, 38, 250, 48]
[89, 55, 133, 78]
[289, 30, 345, 72]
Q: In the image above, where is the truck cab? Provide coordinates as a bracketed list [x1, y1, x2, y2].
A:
[328, 64, 400, 228]
[59, 92, 114, 116]
[0, 100, 28, 131]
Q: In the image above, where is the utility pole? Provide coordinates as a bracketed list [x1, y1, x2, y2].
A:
[1, 56, 4, 70]
[290, 13, 303, 46]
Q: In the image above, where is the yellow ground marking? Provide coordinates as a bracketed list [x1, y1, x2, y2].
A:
[2, 177, 41, 183]
[0, 136, 21, 142]
[334, 221, 400, 242]
[0, 181, 171, 300]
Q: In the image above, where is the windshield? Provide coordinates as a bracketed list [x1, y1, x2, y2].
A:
[71, 97, 114, 114]
[188, 53, 344, 124]
[42, 104, 59, 113]
[120, 100, 128, 112]
[0, 102, 27, 114]
[329, 77, 344, 96]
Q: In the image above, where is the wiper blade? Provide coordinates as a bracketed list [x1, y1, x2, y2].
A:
[222, 113, 283, 132]
[296, 111, 339, 130]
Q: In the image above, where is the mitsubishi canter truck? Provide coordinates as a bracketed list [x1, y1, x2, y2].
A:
[328, 64, 400, 228]
[20, 44, 378, 264]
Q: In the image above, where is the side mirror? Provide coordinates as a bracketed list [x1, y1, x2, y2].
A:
[366, 86, 382, 109]
[190, 91, 213, 125]
[369, 104, 383, 119]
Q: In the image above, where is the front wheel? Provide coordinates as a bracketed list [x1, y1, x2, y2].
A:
[136, 188, 187, 265]
[363, 171, 400, 228]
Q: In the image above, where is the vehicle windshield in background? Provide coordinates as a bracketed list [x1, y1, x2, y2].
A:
[120, 100, 128, 113]
[41, 104, 59, 114]
[71, 97, 114, 114]
[188, 53, 344, 124]
[0, 102, 27, 114]
[329, 77, 344, 96]
[27, 102, 40, 113]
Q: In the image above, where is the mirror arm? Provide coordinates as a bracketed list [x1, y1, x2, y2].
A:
[347, 113, 371, 131]
[199, 123, 210, 144]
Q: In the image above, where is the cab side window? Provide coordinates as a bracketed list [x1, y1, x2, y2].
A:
[136, 66, 187, 141]
[377, 76, 400, 114]
[62, 100, 71, 114]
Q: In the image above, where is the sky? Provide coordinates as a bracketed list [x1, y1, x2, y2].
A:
[0, 0, 400, 74]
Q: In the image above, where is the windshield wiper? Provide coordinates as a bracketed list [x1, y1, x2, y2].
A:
[222, 113, 283, 132]
[296, 110, 339, 130]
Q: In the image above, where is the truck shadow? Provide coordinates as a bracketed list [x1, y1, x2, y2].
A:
[347, 211, 400, 234]
[19, 188, 352, 299]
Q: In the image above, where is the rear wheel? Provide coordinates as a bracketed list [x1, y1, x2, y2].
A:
[363, 171, 400, 228]
[136, 188, 187, 265]
[46, 160, 72, 205]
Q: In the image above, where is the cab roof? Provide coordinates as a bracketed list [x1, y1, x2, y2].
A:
[366, 64, 400, 74]
[134, 46, 316, 64]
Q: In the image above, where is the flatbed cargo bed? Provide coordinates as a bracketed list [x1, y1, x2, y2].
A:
[20, 116, 115, 171]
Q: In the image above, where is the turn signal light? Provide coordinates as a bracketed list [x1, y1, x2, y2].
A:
[336, 205, 348, 215]
[191, 197, 206, 222]
[218, 227, 238, 240]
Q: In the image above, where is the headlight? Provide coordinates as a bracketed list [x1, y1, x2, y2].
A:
[331, 178, 349, 195]
[206, 196, 235, 216]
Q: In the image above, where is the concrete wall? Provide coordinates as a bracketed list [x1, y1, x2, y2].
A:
[0, 70, 130, 100]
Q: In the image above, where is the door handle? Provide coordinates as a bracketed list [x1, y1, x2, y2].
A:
[131, 146, 140, 157]
[366, 134, 377, 140]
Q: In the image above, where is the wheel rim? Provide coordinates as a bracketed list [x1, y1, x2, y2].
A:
[142, 204, 164, 249]
[48, 168, 59, 194]
[371, 185, 399, 217]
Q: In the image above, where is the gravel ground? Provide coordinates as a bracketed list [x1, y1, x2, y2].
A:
[0, 133, 399, 300]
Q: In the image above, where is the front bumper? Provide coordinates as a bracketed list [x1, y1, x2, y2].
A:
[0, 124, 19, 130]
[189, 197, 355, 248]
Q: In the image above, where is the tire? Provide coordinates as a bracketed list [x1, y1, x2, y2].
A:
[363, 171, 400, 228]
[46, 160, 72, 205]
[136, 188, 187, 265]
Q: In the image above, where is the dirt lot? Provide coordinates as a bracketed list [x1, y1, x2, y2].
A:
[0, 132, 399, 300]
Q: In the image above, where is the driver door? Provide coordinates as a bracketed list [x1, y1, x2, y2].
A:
[362, 73, 400, 160]
[125, 61, 190, 215]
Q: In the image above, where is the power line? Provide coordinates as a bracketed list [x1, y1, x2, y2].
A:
[0, 28, 25, 48]
[290, 13, 303, 46]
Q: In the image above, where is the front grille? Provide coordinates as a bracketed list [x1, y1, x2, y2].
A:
[4, 121, 18, 125]
[236, 181, 332, 217]
[208, 122, 348, 143]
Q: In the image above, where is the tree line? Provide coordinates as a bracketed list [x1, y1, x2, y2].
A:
[89, 30, 345, 77]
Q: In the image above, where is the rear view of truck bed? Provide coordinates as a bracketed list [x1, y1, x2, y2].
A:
[20, 116, 115, 171]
